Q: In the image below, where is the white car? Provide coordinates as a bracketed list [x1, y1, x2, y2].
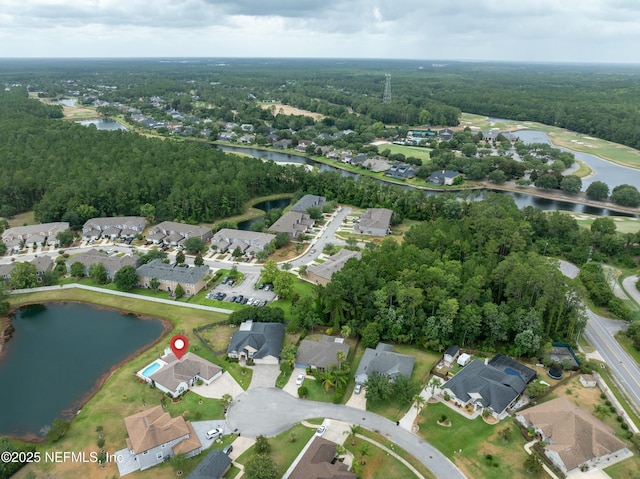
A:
[206, 427, 223, 440]
[316, 425, 326, 437]
[295, 373, 305, 386]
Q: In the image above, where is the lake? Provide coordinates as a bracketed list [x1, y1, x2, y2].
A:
[0, 303, 164, 438]
[77, 118, 128, 131]
[237, 197, 292, 230]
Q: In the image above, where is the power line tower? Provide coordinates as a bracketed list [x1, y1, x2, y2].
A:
[383, 73, 391, 103]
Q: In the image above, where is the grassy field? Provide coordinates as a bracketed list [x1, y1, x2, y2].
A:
[380, 143, 432, 161]
[459, 112, 640, 169]
[571, 159, 594, 178]
[7, 288, 231, 479]
[416, 403, 532, 479]
[345, 436, 422, 479]
[564, 211, 640, 234]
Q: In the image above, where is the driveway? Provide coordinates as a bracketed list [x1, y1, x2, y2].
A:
[282, 368, 307, 397]
[191, 371, 244, 399]
[248, 364, 281, 389]
[226, 388, 465, 479]
[191, 419, 233, 448]
[344, 388, 367, 411]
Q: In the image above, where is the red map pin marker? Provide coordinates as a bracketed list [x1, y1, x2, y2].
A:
[170, 334, 189, 360]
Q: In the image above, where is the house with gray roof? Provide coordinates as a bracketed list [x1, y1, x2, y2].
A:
[82, 216, 146, 241]
[136, 259, 210, 296]
[268, 211, 315, 240]
[32, 256, 54, 282]
[355, 343, 415, 385]
[227, 320, 284, 365]
[295, 335, 350, 371]
[146, 221, 212, 246]
[66, 249, 140, 280]
[210, 229, 275, 254]
[385, 163, 416, 179]
[307, 249, 361, 286]
[355, 208, 393, 237]
[443, 358, 532, 418]
[187, 449, 232, 479]
[290, 194, 326, 213]
[141, 351, 222, 398]
[363, 156, 391, 173]
[428, 170, 462, 186]
[2, 222, 70, 252]
[0, 263, 15, 282]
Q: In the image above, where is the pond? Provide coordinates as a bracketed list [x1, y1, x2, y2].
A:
[237, 197, 292, 231]
[0, 303, 165, 438]
[76, 118, 128, 131]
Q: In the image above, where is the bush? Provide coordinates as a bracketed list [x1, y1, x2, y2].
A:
[297, 386, 308, 398]
[97, 438, 105, 448]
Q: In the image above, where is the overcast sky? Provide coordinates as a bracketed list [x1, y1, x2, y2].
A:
[1, 0, 640, 63]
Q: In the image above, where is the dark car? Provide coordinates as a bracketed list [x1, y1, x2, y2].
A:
[229, 296, 237, 303]
[241, 297, 249, 304]
[235, 295, 244, 303]
[223, 445, 233, 455]
[218, 293, 227, 300]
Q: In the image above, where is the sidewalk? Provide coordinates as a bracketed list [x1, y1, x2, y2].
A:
[355, 433, 427, 479]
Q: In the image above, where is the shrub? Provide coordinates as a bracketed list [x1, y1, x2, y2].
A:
[97, 438, 105, 448]
[297, 386, 308, 398]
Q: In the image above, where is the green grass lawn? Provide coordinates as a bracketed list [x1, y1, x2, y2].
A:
[380, 143, 432, 161]
[416, 403, 532, 479]
[345, 436, 421, 479]
[269, 275, 317, 320]
[300, 377, 335, 403]
[235, 423, 316, 477]
[604, 454, 640, 478]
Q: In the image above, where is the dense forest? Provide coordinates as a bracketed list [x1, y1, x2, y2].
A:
[0, 89, 306, 222]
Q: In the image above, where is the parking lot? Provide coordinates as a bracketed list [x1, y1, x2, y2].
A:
[206, 272, 277, 306]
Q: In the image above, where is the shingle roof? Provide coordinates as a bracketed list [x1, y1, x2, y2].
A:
[296, 336, 350, 369]
[289, 437, 356, 479]
[290, 195, 326, 213]
[150, 352, 222, 393]
[227, 321, 284, 360]
[67, 249, 139, 274]
[83, 216, 146, 231]
[187, 450, 232, 479]
[149, 221, 211, 239]
[31, 256, 54, 274]
[357, 208, 393, 232]
[355, 342, 415, 384]
[136, 259, 209, 284]
[519, 397, 627, 471]
[444, 359, 526, 414]
[488, 354, 537, 384]
[307, 249, 361, 281]
[124, 406, 193, 454]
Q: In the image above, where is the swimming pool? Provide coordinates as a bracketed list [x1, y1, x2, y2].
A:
[141, 362, 162, 377]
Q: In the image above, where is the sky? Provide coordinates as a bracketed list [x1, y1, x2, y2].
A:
[2, 0, 640, 63]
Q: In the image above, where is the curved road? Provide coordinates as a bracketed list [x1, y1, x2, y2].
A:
[558, 260, 640, 413]
[226, 387, 466, 479]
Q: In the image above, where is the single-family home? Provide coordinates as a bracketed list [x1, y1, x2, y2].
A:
[217, 132, 236, 142]
[306, 249, 361, 286]
[268, 211, 315, 240]
[385, 164, 416, 179]
[210, 229, 275, 254]
[123, 406, 202, 471]
[443, 345, 460, 366]
[362, 156, 391, 173]
[273, 139, 292, 149]
[295, 335, 350, 371]
[354, 342, 415, 385]
[187, 450, 232, 479]
[66, 249, 140, 280]
[82, 216, 146, 241]
[290, 195, 326, 213]
[516, 397, 628, 474]
[288, 436, 357, 479]
[136, 259, 210, 296]
[428, 170, 462, 186]
[355, 208, 393, 237]
[227, 320, 284, 365]
[146, 222, 212, 246]
[0, 263, 14, 282]
[138, 350, 222, 398]
[295, 140, 315, 153]
[2, 222, 70, 253]
[442, 356, 535, 418]
[350, 153, 367, 166]
[438, 128, 455, 141]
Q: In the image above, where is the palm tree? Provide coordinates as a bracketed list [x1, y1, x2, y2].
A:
[414, 394, 426, 412]
[336, 350, 346, 369]
[344, 424, 362, 446]
[359, 443, 371, 465]
[350, 459, 363, 477]
[430, 377, 442, 396]
[319, 368, 338, 394]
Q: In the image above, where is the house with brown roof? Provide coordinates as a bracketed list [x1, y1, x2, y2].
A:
[124, 406, 202, 471]
[287, 436, 356, 479]
[137, 351, 222, 398]
[516, 397, 628, 473]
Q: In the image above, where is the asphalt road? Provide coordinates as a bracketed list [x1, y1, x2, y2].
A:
[227, 387, 466, 479]
[558, 261, 640, 412]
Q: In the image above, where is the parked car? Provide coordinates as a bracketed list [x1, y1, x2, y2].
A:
[310, 248, 316, 254]
[235, 295, 244, 303]
[315, 425, 326, 437]
[206, 427, 223, 440]
[258, 283, 265, 290]
[229, 296, 237, 303]
[222, 445, 233, 455]
[354, 383, 362, 394]
[241, 297, 249, 304]
[296, 373, 305, 385]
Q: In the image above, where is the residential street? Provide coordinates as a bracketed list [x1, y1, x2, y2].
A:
[226, 387, 466, 479]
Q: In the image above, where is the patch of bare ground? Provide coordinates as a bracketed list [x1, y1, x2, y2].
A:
[260, 102, 325, 120]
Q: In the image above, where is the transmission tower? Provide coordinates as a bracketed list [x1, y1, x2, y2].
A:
[383, 73, 391, 103]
